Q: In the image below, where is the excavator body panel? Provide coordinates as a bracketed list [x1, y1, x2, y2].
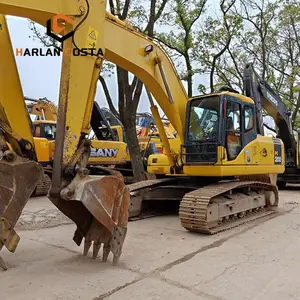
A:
[33, 138, 50, 163]
[88, 139, 128, 165]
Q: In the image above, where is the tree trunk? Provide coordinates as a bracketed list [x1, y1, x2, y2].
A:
[117, 67, 147, 182]
[123, 116, 147, 181]
[185, 54, 193, 97]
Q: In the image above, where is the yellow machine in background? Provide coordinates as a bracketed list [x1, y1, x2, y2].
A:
[25, 98, 129, 195]
[26, 97, 58, 121]
[135, 113, 181, 171]
[26, 99, 155, 191]
[0, 0, 285, 271]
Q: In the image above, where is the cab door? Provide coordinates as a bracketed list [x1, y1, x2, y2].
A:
[242, 104, 257, 146]
[224, 97, 242, 160]
[223, 96, 257, 162]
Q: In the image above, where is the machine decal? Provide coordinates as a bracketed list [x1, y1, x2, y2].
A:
[90, 148, 119, 158]
[273, 139, 282, 164]
[266, 91, 278, 107]
[260, 148, 267, 157]
[86, 26, 99, 48]
[245, 150, 251, 163]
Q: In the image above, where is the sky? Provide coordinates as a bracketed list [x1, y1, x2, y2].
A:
[6, 15, 208, 114]
[7, 16, 112, 108]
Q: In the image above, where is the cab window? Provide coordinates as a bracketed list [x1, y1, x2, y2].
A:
[34, 125, 41, 137]
[43, 124, 56, 140]
[244, 106, 254, 132]
[226, 100, 242, 160]
[187, 96, 219, 142]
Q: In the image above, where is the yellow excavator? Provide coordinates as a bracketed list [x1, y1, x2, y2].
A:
[26, 97, 58, 121]
[0, 0, 285, 270]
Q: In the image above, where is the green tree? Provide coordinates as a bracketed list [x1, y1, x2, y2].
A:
[272, 1, 300, 127]
[155, 0, 207, 97]
[193, 0, 242, 93]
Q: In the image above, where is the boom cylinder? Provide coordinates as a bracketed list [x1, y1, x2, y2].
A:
[146, 88, 175, 170]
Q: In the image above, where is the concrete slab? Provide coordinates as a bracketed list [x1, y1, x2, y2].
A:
[161, 205, 300, 300]
[1, 186, 300, 300]
[103, 278, 206, 300]
[0, 238, 139, 300]
[16, 196, 72, 230]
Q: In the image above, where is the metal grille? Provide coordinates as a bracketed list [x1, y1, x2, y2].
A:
[182, 143, 218, 164]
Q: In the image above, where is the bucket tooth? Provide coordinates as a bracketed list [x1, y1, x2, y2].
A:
[102, 244, 110, 262]
[83, 240, 92, 257]
[0, 255, 7, 270]
[49, 174, 130, 264]
[92, 242, 101, 259]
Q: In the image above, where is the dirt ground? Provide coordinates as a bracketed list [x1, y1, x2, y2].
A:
[1, 186, 300, 300]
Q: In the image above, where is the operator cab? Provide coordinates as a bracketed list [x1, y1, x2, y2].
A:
[184, 91, 256, 164]
[32, 121, 56, 140]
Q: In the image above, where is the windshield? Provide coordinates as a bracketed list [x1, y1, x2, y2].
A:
[187, 96, 220, 143]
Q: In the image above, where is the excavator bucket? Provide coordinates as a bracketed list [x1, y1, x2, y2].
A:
[0, 153, 41, 270]
[49, 173, 130, 265]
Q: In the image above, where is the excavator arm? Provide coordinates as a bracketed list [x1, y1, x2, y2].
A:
[243, 63, 296, 167]
[26, 97, 58, 121]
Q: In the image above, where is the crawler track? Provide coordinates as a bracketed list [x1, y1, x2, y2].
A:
[179, 181, 278, 234]
[33, 174, 52, 196]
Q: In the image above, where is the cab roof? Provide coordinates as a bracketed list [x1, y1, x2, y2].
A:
[189, 91, 254, 104]
[32, 120, 57, 125]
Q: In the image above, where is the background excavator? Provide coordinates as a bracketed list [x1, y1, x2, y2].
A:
[243, 63, 300, 189]
[0, 0, 286, 271]
[25, 97, 158, 190]
[24, 97, 130, 195]
[135, 112, 180, 170]
[26, 96, 175, 180]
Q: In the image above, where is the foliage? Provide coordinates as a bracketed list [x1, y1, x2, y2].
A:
[154, 0, 207, 96]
